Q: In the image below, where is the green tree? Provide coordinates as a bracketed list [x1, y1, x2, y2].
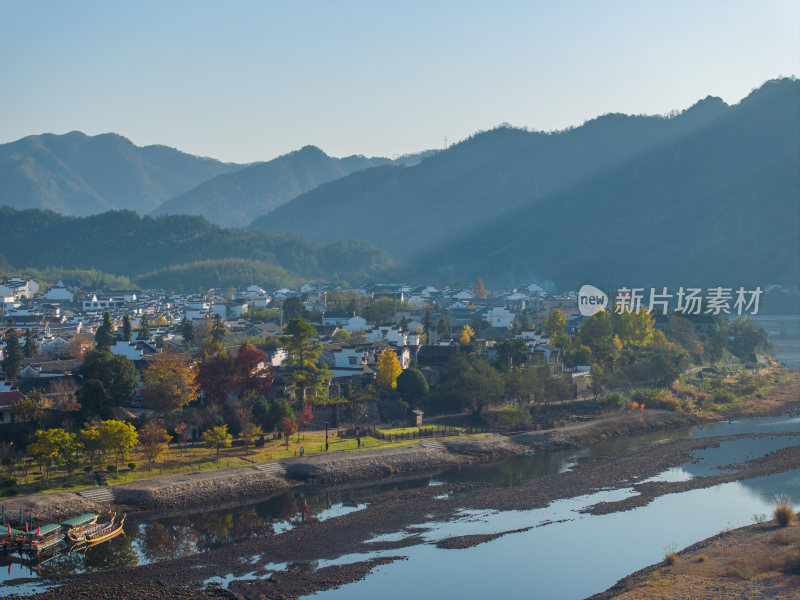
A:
[423, 310, 433, 342]
[202, 424, 232, 460]
[284, 318, 330, 403]
[396, 368, 429, 404]
[80, 424, 105, 467]
[80, 349, 139, 405]
[137, 314, 151, 340]
[28, 428, 66, 483]
[545, 309, 567, 346]
[282, 297, 306, 321]
[728, 317, 769, 362]
[122, 314, 132, 342]
[495, 338, 528, 370]
[23, 328, 39, 358]
[180, 316, 196, 348]
[2, 329, 22, 380]
[98, 419, 138, 470]
[77, 379, 114, 420]
[95, 312, 115, 351]
[211, 313, 227, 344]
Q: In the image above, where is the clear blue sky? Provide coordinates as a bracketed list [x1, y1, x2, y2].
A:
[1, 0, 798, 163]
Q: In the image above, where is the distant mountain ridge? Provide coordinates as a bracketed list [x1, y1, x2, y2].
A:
[151, 146, 436, 228]
[0, 131, 243, 215]
[250, 78, 800, 288]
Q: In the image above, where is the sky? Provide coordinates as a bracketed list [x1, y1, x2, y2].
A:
[1, 0, 798, 164]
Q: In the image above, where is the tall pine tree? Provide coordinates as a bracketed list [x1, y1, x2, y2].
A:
[24, 328, 39, 358]
[94, 312, 115, 351]
[122, 314, 132, 342]
[2, 329, 23, 380]
[137, 315, 151, 340]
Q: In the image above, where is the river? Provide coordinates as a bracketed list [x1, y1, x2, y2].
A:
[2, 415, 798, 599]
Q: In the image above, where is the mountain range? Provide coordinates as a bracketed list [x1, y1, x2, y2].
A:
[251, 78, 799, 288]
[151, 145, 436, 227]
[0, 131, 242, 215]
[1, 78, 797, 289]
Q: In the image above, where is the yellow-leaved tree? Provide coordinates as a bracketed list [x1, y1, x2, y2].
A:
[458, 325, 474, 345]
[142, 350, 200, 416]
[376, 347, 402, 390]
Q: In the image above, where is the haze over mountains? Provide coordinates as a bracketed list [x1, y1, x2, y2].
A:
[0, 131, 242, 215]
[152, 146, 436, 228]
[1, 78, 797, 290]
[252, 78, 799, 287]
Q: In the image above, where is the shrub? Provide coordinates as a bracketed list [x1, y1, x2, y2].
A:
[1, 477, 18, 487]
[127, 462, 136, 471]
[106, 464, 117, 473]
[255, 436, 266, 448]
[605, 392, 626, 408]
[664, 543, 678, 565]
[697, 554, 707, 562]
[773, 494, 795, 527]
[83, 466, 93, 473]
[771, 532, 791, 545]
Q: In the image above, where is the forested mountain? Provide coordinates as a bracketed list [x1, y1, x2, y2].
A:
[151, 145, 435, 228]
[0, 131, 243, 216]
[250, 79, 799, 288]
[0, 207, 399, 289]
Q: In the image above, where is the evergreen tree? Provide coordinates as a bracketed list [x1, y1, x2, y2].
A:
[122, 314, 132, 342]
[211, 313, 227, 344]
[137, 315, 150, 340]
[2, 329, 22, 380]
[23, 328, 39, 358]
[181, 316, 196, 348]
[284, 318, 330, 403]
[423, 310, 432, 342]
[94, 311, 115, 351]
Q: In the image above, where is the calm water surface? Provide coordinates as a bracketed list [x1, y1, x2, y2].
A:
[2, 416, 799, 598]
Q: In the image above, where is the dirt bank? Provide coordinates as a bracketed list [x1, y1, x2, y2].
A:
[588, 516, 800, 600]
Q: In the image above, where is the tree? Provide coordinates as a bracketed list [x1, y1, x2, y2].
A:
[728, 317, 769, 362]
[232, 406, 262, 454]
[97, 420, 138, 470]
[180, 316, 196, 348]
[122, 314, 132, 342]
[423, 310, 433, 343]
[284, 319, 330, 403]
[234, 342, 274, 394]
[77, 379, 114, 420]
[279, 417, 298, 448]
[28, 428, 71, 483]
[11, 392, 47, 425]
[436, 318, 449, 338]
[376, 347, 402, 390]
[142, 351, 199, 415]
[49, 377, 79, 411]
[95, 312, 115, 351]
[295, 403, 313, 441]
[267, 397, 295, 432]
[23, 328, 39, 358]
[61, 334, 93, 359]
[2, 329, 22, 380]
[544, 309, 567, 346]
[458, 325, 474, 346]
[396, 368, 429, 404]
[139, 421, 171, 470]
[202, 424, 232, 460]
[458, 359, 504, 415]
[282, 297, 306, 321]
[137, 315, 151, 340]
[495, 338, 528, 370]
[211, 314, 227, 344]
[474, 277, 487, 299]
[80, 349, 139, 405]
[196, 352, 236, 405]
[80, 424, 104, 466]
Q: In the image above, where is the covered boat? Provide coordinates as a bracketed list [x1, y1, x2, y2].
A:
[2, 525, 25, 551]
[61, 513, 100, 542]
[24, 523, 64, 553]
[85, 514, 125, 545]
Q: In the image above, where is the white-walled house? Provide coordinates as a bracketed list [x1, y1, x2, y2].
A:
[42, 281, 74, 302]
[322, 313, 367, 332]
[365, 326, 407, 346]
[484, 306, 515, 329]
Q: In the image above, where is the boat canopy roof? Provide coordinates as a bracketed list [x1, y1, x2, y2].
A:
[60, 513, 98, 527]
[4, 527, 25, 536]
[30, 523, 62, 536]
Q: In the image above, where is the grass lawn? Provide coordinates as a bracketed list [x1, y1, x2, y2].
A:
[375, 424, 453, 435]
[1, 428, 459, 497]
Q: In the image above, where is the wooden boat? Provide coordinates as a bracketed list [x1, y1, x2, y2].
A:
[85, 514, 125, 545]
[1, 525, 25, 551]
[60, 513, 98, 542]
[24, 523, 64, 553]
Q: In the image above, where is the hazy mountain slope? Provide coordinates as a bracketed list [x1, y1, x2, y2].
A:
[0, 207, 399, 288]
[249, 94, 730, 254]
[152, 146, 390, 228]
[420, 78, 800, 288]
[152, 146, 439, 228]
[0, 131, 242, 215]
